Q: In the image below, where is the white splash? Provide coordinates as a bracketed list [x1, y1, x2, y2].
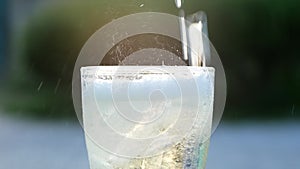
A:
[188, 22, 204, 66]
[179, 10, 188, 61]
[175, 0, 183, 8]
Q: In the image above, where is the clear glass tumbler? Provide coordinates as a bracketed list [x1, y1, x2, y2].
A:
[72, 1, 226, 169]
[80, 66, 215, 169]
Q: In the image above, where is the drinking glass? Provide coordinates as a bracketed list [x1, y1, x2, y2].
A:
[72, 1, 226, 169]
[81, 66, 215, 169]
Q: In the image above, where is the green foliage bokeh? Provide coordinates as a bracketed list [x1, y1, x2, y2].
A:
[15, 0, 300, 119]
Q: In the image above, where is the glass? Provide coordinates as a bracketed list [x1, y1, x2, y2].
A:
[80, 66, 215, 169]
[72, 1, 226, 169]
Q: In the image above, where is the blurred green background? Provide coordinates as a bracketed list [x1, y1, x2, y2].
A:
[0, 0, 299, 121]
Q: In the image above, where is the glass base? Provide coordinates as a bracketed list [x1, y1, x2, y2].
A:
[85, 136, 210, 169]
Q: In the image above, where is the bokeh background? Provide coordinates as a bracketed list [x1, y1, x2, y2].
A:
[0, 0, 299, 169]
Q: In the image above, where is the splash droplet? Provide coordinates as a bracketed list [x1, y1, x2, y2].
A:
[175, 0, 183, 8]
[37, 81, 43, 92]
